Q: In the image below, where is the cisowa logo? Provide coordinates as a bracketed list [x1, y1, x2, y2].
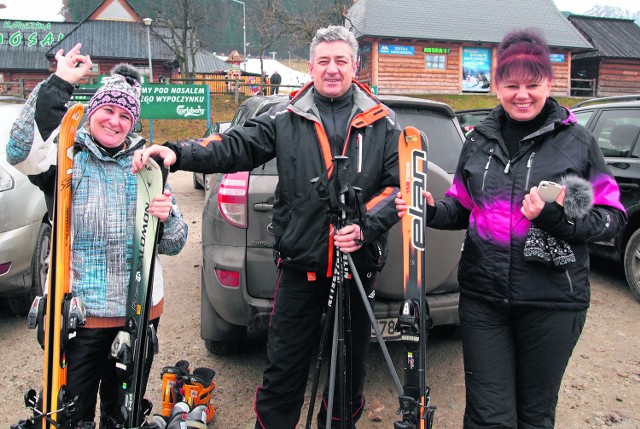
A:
[176, 105, 205, 117]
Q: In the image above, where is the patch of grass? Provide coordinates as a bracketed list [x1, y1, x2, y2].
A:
[144, 93, 584, 143]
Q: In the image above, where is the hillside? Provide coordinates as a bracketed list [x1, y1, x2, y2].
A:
[62, 1, 640, 60]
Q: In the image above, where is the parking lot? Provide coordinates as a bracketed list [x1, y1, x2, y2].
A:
[1, 170, 639, 429]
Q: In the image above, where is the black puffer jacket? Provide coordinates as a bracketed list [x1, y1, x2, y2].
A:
[429, 98, 626, 310]
[166, 81, 401, 275]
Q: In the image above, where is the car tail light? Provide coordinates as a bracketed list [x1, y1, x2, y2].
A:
[0, 165, 15, 192]
[0, 262, 11, 276]
[215, 268, 240, 288]
[218, 172, 249, 228]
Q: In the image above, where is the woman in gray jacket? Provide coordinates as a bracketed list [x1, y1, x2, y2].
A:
[6, 44, 188, 427]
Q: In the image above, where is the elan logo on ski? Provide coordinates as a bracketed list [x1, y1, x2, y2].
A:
[408, 150, 427, 251]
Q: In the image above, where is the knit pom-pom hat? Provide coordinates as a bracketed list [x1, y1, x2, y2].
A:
[87, 63, 142, 132]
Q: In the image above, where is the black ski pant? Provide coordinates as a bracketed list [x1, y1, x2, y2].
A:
[65, 318, 159, 428]
[254, 267, 375, 429]
[459, 294, 587, 429]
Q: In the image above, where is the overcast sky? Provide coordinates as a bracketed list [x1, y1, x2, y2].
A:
[0, 0, 637, 21]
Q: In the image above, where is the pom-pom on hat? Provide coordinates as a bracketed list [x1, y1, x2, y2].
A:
[87, 64, 142, 132]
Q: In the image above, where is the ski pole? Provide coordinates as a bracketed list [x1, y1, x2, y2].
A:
[347, 254, 403, 394]
[304, 267, 339, 429]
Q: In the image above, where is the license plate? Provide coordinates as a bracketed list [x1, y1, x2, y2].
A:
[371, 317, 401, 340]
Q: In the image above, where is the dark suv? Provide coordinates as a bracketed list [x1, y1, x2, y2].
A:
[200, 94, 466, 354]
[571, 96, 640, 301]
[455, 108, 492, 135]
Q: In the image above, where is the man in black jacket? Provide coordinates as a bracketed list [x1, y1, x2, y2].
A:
[133, 25, 401, 429]
[269, 70, 281, 94]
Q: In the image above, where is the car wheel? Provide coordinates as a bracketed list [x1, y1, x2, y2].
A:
[7, 222, 51, 316]
[193, 173, 204, 190]
[624, 228, 640, 302]
[200, 273, 246, 355]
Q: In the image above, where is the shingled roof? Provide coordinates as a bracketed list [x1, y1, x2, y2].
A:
[46, 20, 174, 61]
[568, 15, 640, 60]
[0, 21, 77, 70]
[346, 0, 592, 50]
[191, 50, 228, 74]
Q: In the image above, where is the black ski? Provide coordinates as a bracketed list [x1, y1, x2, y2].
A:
[111, 158, 164, 428]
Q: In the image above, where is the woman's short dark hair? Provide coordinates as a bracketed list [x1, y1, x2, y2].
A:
[495, 28, 553, 85]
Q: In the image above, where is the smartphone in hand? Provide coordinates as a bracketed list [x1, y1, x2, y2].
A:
[538, 180, 562, 203]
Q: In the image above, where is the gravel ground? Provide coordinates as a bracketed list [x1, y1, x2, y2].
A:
[1, 170, 639, 429]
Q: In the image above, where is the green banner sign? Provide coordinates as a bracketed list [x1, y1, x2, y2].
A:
[77, 83, 209, 120]
[140, 84, 208, 119]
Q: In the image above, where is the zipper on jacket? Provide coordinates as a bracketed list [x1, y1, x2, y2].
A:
[481, 155, 492, 190]
[565, 270, 574, 293]
[524, 151, 536, 190]
[356, 132, 363, 173]
[504, 160, 511, 174]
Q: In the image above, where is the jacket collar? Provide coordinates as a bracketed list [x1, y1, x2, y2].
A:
[287, 80, 384, 123]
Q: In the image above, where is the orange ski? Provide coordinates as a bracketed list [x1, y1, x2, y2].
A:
[396, 126, 435, 428]
[41, 103, 85, 428]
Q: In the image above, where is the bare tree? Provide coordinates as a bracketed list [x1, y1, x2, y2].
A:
[151, 0, 208, 79]
[331, 0, 351, 24]
[283, 4, 332, 53]
[246, 0, 290, 82]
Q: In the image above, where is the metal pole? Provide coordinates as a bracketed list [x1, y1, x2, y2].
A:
[230, 0, 246, 59]
[143, 18, 154, 82]
[143, 18, 154, 142]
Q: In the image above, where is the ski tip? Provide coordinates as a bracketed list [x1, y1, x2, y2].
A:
[68, 103, 85, 122]
[400, 126, 429, 153]
[402, 126, 420, 144]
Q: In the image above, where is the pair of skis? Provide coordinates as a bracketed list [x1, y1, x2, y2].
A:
[111, 155, 165, 428]
[25, 103, 84, 429]
[19, 104, 163, 429]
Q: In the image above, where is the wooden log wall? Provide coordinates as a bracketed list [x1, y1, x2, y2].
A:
[598, 59, 640, 96]
[360, 38, 574, 96]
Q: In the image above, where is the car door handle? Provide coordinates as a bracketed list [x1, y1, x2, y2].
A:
[608, 162, 630, 170]
[619, 183, 639, 191]
[253, 202, 274, 211]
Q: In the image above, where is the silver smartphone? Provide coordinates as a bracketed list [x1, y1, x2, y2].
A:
[538, 180, 562, 203]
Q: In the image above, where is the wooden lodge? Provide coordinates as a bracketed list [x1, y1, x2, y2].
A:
[346, 0, 593, 96]
[568, 15, 640, 97]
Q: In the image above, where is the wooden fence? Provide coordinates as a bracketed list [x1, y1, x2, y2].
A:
[0, 75, 598, 100]
[169, 76, 301, 102]
[0, 76, 301, 103]
[570, 78, 597, 97]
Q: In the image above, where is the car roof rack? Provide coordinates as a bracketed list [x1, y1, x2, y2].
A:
[571, 94, 640, 109]
[0, 95, 27, 102]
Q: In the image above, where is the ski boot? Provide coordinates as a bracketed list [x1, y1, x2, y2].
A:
[185, 404, 209, 429]
[182, 368, 216, 423]
[160, 360, 190, 417]
[164, 402, 190, 429]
